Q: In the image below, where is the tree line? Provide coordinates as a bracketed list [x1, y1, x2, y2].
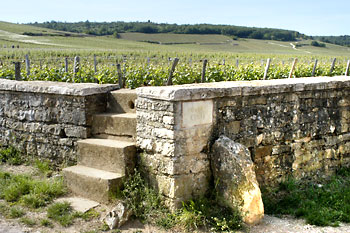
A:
[313, 35, 350, 47]
[29, 21, 308, 42]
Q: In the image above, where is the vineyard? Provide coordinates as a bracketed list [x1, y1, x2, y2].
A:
[0, 51, 349, 89]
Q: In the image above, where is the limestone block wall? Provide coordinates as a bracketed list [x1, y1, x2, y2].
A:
[0, 79, 118, 165]
[136, 76, 350, 208]
[136, 97, 211, 208]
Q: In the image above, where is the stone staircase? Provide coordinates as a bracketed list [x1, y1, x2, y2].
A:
[63, 89, 137, 203]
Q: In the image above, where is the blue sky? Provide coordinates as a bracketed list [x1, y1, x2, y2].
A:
[1, 0, 349, 36]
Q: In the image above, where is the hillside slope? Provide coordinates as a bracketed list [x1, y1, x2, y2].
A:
[0, 21, 349, 56]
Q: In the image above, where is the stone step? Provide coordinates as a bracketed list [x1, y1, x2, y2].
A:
[63, 165, 123, 203]
[77, 138, 136, 174]
[107, 89, 137, 113]
[92, 113, 136, 138]
[93, 134, 134, 142]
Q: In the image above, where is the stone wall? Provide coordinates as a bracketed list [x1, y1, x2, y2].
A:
[136, 97, 211, 208]
[0, 79, 118, 165]
[136, 76, 350, 208]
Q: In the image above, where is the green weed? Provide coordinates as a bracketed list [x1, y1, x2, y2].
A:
[47, 202, 75, 227]
[175, 198, 242, 232]
[0, 202, 9, 216]
[19, 217, 36, 226]
[8, 206, 25, 218]
[263, 166, 350, 226]
[2, 174, 32, 202]
[34, 159, 53, 176]
[40, 218, 53, 228]
[78, 209, 100, 221]
[120, 169, 243, 232]
[122, 169, 164, 222]
[0, 145, 24, 165]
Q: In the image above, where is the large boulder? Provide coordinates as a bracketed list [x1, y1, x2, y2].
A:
[211, 135, 264, 225]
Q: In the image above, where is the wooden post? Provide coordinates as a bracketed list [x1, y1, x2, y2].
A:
[263, 58, 271, 80]
[25, 54, 30, 76]
[65, 57, 69, 72]
[345, 60, 350, 76]
[93, 55, 97, 73]
[117, 63, 124, 88]
[289, 58, 298, 79]
[201, 59, 208, 83]
[14, 62, 21, 81]
[236, 59, 239, 68]
[222, 59, 225, 65]
[39, 60, 42, 69]
[73, 56, 80, 74]
[166, 58, 179, 86]
[312, 59, 318, 77]
[330, 58, 336, 75]
[189, 58, 192, 67]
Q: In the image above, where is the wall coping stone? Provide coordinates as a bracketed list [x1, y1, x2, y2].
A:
[137, 76, 350, 101]
[0, 79, 119, 96]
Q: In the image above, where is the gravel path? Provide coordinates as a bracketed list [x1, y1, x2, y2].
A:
[1, 215, 350, 233]
[248, 215, 350, 233]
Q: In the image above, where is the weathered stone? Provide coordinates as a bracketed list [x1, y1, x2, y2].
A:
[104, 201, 132, 229]
[63, 165, 123, 203]
[107, 89, 137, 113]
[211, 135, 264, 225]
[0, 80, 114, 165]
[182, 100, 213, 128]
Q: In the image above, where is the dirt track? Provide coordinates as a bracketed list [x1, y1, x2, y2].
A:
[2, 214, 350, 233]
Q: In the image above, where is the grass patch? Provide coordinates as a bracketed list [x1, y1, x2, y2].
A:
[40, 218, 53, 228]
[34, 159, 53, 177]
[46, 202, 99, 227]
[120, 169, 243, 232]
[47, 202, 75, 227]
[0, 171, 66, 207]
[20, 217, 36, 227]
[8, 206, 25, 218]
[263, 166, 350, 226]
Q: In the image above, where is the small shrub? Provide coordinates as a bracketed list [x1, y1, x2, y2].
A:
[311, 40, 326, 47]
